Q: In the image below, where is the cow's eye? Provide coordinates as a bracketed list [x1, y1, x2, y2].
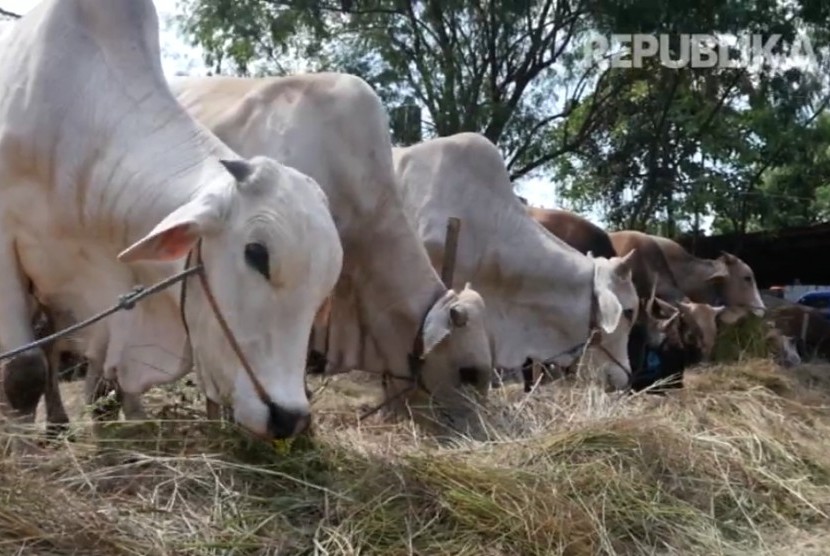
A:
[623, 308, 635, 321]
[744, 275, 753, 283]
[244, 242, 270, 280]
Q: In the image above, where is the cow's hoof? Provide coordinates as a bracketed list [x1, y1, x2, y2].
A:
[45, 420, 75, 442]
[91, 396, 122, 422]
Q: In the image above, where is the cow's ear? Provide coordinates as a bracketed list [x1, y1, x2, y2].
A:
[594, 287, 623, 334]
[719, 251, 739, 265]
[422, 291, 456, 355]
[592, 260, 624, 333]
[119, 222, 198, 263]
[118, 199, 221, 263]
[705, 259, 729, 283]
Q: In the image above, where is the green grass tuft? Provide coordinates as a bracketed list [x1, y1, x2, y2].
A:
[713, 314, 772, 363]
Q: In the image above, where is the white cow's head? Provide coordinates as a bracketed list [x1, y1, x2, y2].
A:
[417, 283, 493, 412]
[585, 250, 639, 390]
[118, 156, 343, 440]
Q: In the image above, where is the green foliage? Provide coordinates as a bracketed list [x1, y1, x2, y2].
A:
[561, 0, 830, 232]
[178, 0, 830, 233]
[178, 0, 618, 180]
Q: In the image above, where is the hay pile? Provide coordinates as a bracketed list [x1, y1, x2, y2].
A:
[2, 360, 830, 555]
[712, 314, 772, 362]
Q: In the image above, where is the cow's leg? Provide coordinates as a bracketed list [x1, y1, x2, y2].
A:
[0, 242, 48, 453]
[490, 368, 504, 389]
[86, 372, 147, 422]
[116, 386, 147, 420]
[522, 358, 534, 393]
[43, 343, 70, 439]
[541, 364, 565, 384]
[0, 351, 47, 424]
[84, 354, 119, 420]
[83, 357, 152, 434]
[82, 327, 122, 429]
[57, 349, 87, 382]
[83, 352, 147, 425]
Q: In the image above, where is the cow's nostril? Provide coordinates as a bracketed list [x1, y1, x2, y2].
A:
[266, 402, 310, 440]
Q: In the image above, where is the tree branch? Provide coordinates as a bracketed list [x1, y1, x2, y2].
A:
[0, 7, 20, 18]
[509, 67, 622, 180]
[483, 13, 578, 144]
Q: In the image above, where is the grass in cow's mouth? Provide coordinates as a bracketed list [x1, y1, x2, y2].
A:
[1, 360, 830, 554]
[713, 313, 772, 362]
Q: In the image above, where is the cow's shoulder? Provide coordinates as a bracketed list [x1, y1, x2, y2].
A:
[249, 73, 384, 121]
[179, 73, 391, 152]
[609, 230, 650, 254]
[648, 234, 696, 262]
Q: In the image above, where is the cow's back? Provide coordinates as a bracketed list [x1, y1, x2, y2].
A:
[171, 73, 398, 223]
[649, 235, 697, 266]
[528, 207, 615, 258]
[609, 231, 685, 301]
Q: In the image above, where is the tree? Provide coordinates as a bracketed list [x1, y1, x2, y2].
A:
[178, 0, 622, 180]
[555, 0, 830, 234]
[179, 0, 830, 234]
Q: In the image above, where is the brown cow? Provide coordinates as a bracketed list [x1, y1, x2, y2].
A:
[629, 291, 703, 392]
[514, 288, 726, 393]
[608, 231, 687, 302]
[527, 207, 616, 259]
[528, 220, 717, 362]
[650, 235, 764, 322]
[611, 231, 764, 323]
[669, 300, 724, 361]
[526, 215, 723, 385]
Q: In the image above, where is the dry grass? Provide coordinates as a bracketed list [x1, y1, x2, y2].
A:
[2, 360, 830, 555]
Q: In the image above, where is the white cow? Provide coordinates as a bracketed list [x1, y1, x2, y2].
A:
[392, 132, 639, 389]
[0, 0, 343, 440]
[168, 74, 495, 422]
